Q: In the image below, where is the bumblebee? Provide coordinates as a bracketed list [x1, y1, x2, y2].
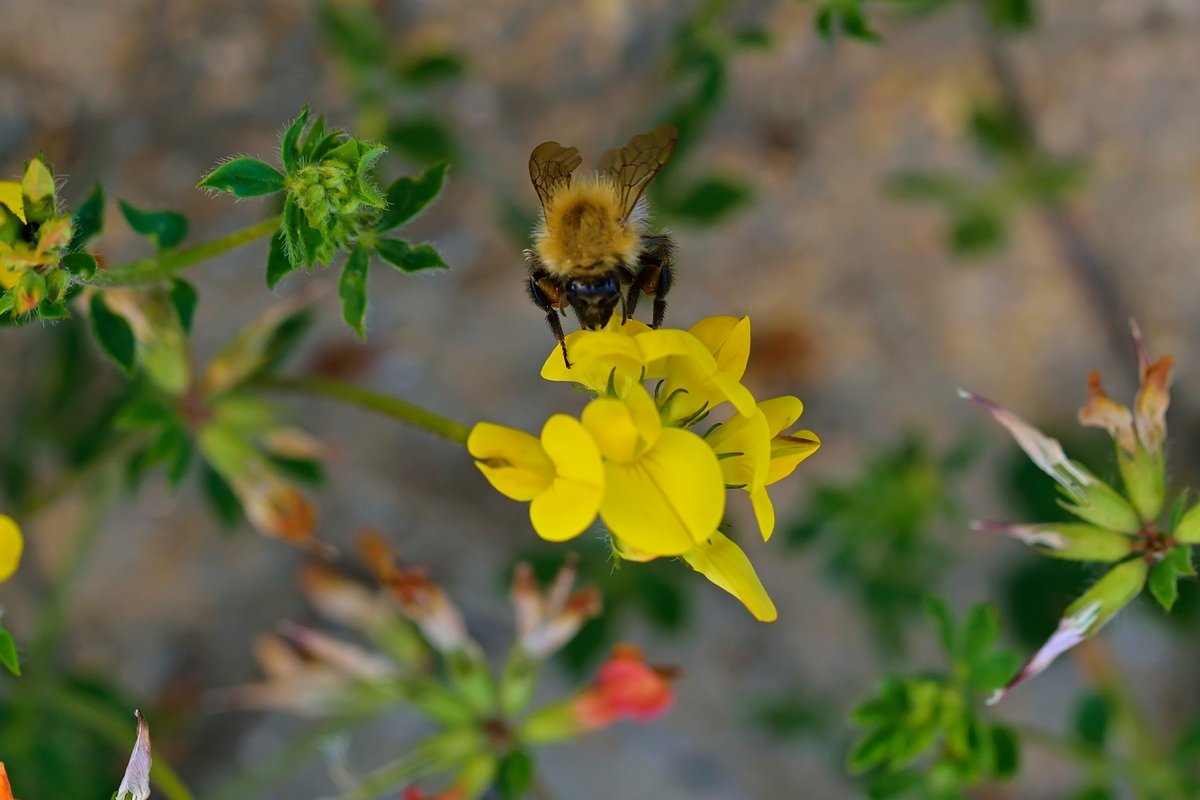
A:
[525, 124, 679, 367]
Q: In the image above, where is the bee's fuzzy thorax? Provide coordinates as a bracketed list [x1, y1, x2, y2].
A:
[533, 175, 644, 277]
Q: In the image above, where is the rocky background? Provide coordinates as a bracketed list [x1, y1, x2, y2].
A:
[3, 0, 1200, 797]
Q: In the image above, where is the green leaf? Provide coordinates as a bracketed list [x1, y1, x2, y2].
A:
[265, 230, 296, 289]
[1149, 558, 1181, 612]
[62, 252, 98, 280]
[989, 724, 1020, 778]
[494, 749, 534, 800]
[317, 0, 386, 66]
[961, 604, 1000, 663]
[848, 727, 897, 773]
[375, 239, 448, 273]
[0, 626, 19, 675]
[669, 176, 751, 224]
[169, 277, 198, 332]
[1073, 692, 1111, 748]
[984, 0, 1036, 31]
[268, 455, 324, 486]
[968, 649, 1021, 692]
[924, 596, 957, 657]
[198, 157, 286, 197]
[69, 182, 105, 251]
[386, 116, 456, 164]
[89, 294, 136, 374]
[950, 209, 1007, 255]
[119, 200, 188, 250]
[280, 106, 310, 175]
[1165, 545, 1195, 577]
[114, 397, 176, 430]
[396, 51, 466, 86]
[201, 462, 242, 529]
[376, 163, 449, 232]
[339, 246, 370, 338]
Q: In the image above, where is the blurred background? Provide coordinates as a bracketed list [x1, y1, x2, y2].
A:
[2, 0, 1200, 797]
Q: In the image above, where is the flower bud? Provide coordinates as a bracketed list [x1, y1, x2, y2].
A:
[509, 561, 602, 659]
[36, 215, 73, 254]
[521, 644, 675, 742]
[1173, 503, 1200, 545]
[44, 267, 70, 304]
[13, 270, 45, 314]
[990, 558, 1147, 704]
[1059, 470, 1141, 534]
[21, 157, 57, 224]
[971, 520, 1132, 562]
[115, 711, 152, 800]
[1116, 443, 1165, 524]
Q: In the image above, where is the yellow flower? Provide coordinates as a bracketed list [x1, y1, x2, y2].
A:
[582, 384, 725, 556]
[469, 415, 604, 542]
[540, 316, 756, 422]
[0, 515, 23, 582]
[683, 532, 777, 622]
[759, 396, 822, 485]
[0, 181, 25, 224]
[0, 181, 24, 290]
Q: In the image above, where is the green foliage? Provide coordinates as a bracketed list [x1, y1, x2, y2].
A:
[89, 294, 137, 374]
[69, 182, 105, 251]
[339, 245, 370, 337]
[848, 601, 1020, 798]
[377, 163, 448, 232]
[386, 116, 457, 165]
[814, 0, 882, 43]
[0, 626, 19, 675]
[494, 749, 534, 800]
[786, 435, 975, 650]
[197, 157, 287, 197]
[118, 200, 188, 251]
[890, 98, 1087, 258]
[1148, 545, 1194, 612]
[643, 0, 772, 227]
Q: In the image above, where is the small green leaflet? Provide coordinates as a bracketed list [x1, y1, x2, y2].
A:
[89, 293, 137, 374]
[339, 245, 370, 338]
[197, 157, 287, 197]
[0, 626, 19, 675]
[69, 181, 105, 251]
[375, 239, 448, 273]
[119, 199, 189, 250]
[376, 163, 448, 232]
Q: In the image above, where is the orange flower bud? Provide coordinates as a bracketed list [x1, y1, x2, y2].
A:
[571, 644, 675, 730]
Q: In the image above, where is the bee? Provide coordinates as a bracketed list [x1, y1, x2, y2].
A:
[525, 124, 679, 367]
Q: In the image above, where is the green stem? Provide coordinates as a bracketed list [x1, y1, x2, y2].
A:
[91, 216, 280, 287]
[42, 685, 196, 800]
[256, 375, 473, 445]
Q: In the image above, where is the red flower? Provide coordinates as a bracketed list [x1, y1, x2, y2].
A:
[573, 644, 675, 729]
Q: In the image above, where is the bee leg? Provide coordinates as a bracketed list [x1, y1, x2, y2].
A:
[528, 272, 572, 368]
[633, 235, 675, 328]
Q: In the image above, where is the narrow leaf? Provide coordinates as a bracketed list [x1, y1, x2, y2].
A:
[0, 626, 19, 675]
[89, 293, 137, 374]
[375, 239, 448, 273]
[119, 200, 188, 250]
[339, 246, 370, 338]
[197, 157, 286, 197]
[62, 252, 98, 279]
[280, 106, 311, 174]
[1149, 559, 1180, 612]
[265, 230, 296, 289]
[376, 163, 449, 232]
[169, 277, 198, 332]
[69, 182, 105, 250]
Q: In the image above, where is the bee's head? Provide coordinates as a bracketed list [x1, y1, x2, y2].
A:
[566, 272, 621, 330]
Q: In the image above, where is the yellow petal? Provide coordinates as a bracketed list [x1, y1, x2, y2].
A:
[767, 428, 821, 485]
[580, 385, 661, 464]
[0, 181, 25, 224]
[540, 319, 654, 394]
[469, 422, 554, 501]
[759, 396, 805, 437]
[600, 428, 725, 556]
[0, 264, 19, 291]
[639, 329, 757, 421]
[707, 408, 771, 492]
[683, 532, 777, 622]
[688, 316, 750, 381]
[749, 486, 776, 542]
[0, 514, 22, 582]
[530, 415, 604, 541]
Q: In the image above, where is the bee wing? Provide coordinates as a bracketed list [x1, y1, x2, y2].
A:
[529, 141, 583, 211]
[597, 124, 679, 220]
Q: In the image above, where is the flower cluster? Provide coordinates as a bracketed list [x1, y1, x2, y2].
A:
[223, 534, 674, 800]
[468, 316, 820, 621]
[963, 323, 1197, 702]
[0, 159, 99, 323]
